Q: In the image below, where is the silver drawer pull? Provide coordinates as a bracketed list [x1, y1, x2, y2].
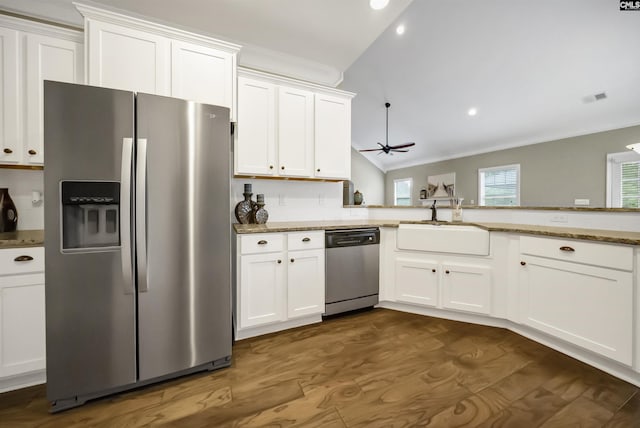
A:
[257, 240, 268, 245]
[559, 246, 575, 252]
[14, 255, 34, 262]
[302, 237, 311, 242]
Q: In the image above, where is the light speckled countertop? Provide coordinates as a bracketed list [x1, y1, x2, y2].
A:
[234, 220, 640, 245]
[0, 230, 44, 249]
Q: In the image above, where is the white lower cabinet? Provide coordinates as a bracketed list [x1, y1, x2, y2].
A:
[394, 256, 439, 307]
[236, 231, 324, 338]
[287, 249, 324, 318]
[441, 262, 491, 315]
[519, 236, 634, 366]
[0, 247, 46, 392]
[239, 252, 286, 329]
[393, 252, 492, 315]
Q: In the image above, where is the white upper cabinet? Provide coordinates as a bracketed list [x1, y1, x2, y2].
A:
[77, 3, 240, 118]
[85, 20, 170, 95]
[277, 86, 314, 177]
[314, 93, 351, 180]
[171, 40, 236, 112]
[235, 77, 277, 175]
[235, 68, 354, 180]
[0, 15, 83, 166]
[0, 27, 20, 164]
[25, 34, 83, 165]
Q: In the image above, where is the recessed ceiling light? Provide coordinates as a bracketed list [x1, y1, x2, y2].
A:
[396, 24, 405, 35]
[468, 107, 478, 116]
[370, 0, 389, 10]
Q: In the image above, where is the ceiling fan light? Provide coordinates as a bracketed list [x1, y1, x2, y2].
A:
[627, 143, 640, 153]
[370, 0, 389, 10]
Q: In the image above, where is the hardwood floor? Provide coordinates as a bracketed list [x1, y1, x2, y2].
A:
[1, 308, 639, 427]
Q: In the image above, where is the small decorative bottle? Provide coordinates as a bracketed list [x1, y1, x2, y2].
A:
[234, 183, 256, 224]
[0, 188, 18, 233]
[254, 194, 269, 224]
[354, 190, 363, 205]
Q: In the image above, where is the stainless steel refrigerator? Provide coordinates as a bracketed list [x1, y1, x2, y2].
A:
[43, 81, 232, 412]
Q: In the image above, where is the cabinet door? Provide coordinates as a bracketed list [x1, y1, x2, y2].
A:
[87, 20, 170, 95]
[519, 255, 633, 365]
[25, 33, 83, 165]
[441, 262, 491, 315]
[314, 93, 351, 179]
[0, 27, 20, 164]
[235, 77, 277, 176]
[239, 252, 285, 329]
[171, 41, 235, 118]
[287, 248, 324, 318]
[0, 274, 45, 378]
[394, 256, 439, 307]
[278, 86, 314, 177]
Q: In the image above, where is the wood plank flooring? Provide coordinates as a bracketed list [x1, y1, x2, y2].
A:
[1, 308, 639, 427]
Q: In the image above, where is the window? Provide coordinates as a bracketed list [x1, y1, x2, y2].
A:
[394, 178, 412, 206]
[607, 151, 640, 208]
[478, 164, 520, 206]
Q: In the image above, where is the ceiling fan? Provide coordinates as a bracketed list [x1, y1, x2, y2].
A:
[359, 102, 415, 155]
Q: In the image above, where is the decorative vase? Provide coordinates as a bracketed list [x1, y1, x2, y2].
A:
[0, 188, 18, 233]
[254, 194, 269, 224]
[234, 184, 256, 224]
[354, 190, 363, 205]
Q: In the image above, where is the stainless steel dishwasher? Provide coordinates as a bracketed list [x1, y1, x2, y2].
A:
[324, 228, 380, 316]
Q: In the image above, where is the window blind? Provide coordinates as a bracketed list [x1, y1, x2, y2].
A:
[621, 160, 640, 208]
[480, 165, 519, 206]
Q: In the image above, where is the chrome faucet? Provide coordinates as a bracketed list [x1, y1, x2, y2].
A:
[430, 200, 437, 221]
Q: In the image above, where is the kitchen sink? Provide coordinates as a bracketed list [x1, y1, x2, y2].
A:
[397, 223, 490, 255]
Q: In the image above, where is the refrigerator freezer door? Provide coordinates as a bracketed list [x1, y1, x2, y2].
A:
[136, 94, 232, 381]
[44, 81, 137, 402]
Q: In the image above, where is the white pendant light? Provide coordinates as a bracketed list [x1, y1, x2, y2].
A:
[627, 143, 640, 154]
[370, 0, 390, 10]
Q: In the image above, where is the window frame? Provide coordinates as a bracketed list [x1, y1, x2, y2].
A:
[606, 151, 640, 208]
[394, 177, 413, 206]
[478, 164, 521, 206]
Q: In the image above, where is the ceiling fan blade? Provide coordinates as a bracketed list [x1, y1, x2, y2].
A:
[359, 148, 383, 152]
[388, 142, 415, 149]
[377, 142, 386, 148]
[390, 149, 410, 152]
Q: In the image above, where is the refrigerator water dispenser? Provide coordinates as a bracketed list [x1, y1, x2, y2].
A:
[61, 181, 121, 251]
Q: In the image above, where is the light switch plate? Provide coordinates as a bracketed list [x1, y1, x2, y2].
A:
[279, 194, 286, 206]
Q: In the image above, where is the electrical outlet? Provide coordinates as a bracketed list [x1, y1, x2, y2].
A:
[550, 214, 568, 223]
[574, 199, 590, 206]
[279, 194, 286, 206]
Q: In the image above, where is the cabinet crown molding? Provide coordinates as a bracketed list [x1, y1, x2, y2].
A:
[74, 2, 241, 53]
[238, 67, 355, 99]
[0, 14, 82, 42]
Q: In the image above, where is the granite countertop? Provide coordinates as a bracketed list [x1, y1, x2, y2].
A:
[234, 220, 640, 245]
[0, 230, 44, 249]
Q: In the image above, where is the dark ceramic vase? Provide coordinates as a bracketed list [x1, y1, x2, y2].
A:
[0, 188, 18, 233]
[235, 192, 256, 224]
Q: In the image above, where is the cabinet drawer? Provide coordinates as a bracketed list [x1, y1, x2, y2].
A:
[287, 231, 324, 251]
[519, 236, 632, 271]
[239, 234, 284, 255]
[0, 247, 44, 276]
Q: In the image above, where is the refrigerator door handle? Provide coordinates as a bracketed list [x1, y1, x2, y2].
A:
[136, 138, 149, 292]
[121, 138, 134, 295]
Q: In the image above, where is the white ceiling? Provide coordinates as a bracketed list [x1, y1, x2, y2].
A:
[1, 0, 639, 172]
[343, 0, 640, 171]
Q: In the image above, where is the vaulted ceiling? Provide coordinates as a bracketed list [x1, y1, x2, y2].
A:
[2, 0, 639, 172]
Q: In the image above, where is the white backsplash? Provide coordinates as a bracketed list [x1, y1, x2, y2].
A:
[1, 169, 638, 232]
[0, 170, 44, 230]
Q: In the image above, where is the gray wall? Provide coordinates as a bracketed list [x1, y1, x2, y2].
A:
[385, 125, 640, 207]
[351, 148, 385, 205]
